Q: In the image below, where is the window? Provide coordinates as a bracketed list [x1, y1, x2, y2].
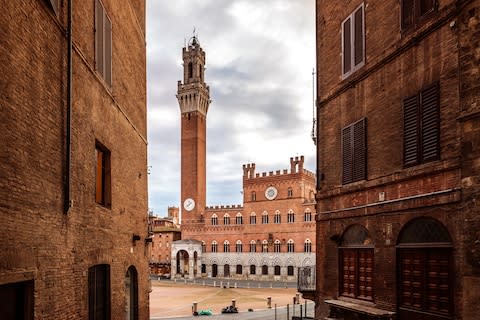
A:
[236, 265, 243, 275]
[224, 264, 230, 277]
[403, 82, 440, 167]
[188, 62, 193, 79]
[95, 142, 111, 207]
[211, 214, 218, 226]
[95, 0, 112, 86]
[339, 225, 374, 301]
[287, 187, 293, 198]
[211, 241, 217, 253]
[262, 211, 269, 224]
[287, 266, 294, 276]
[262, 240, 269, 253]
[304, 210, 312, 222]
[212, 264, 218, 277]
[249, 240, 256, 253]
[223, 214, 230, 225]
[304, 239, 312, 253]
[342, 118, 367, 184]
[251, 191, 256, 201]
[274, 265, 281, 276]
[397, 218, 453, 319]
[250, 265, 256, 275]
[201, 264, 206, 273]
[223, 240, 230, 253]
[342, 3, 365, 77]
[287, 239, 295, 253]
[236, 240, 243, 253]
[262, 265, 268, 275]
[201, 242, 206, 253]
[274, 240, 281, 253]
[287, 210, 295, 223]
[401, 0, 437, 31]
[236, 213, 243, 225]
[274, 211, 281, 224]
[250, 213, 256, 225]
[88, 264, 111, 320]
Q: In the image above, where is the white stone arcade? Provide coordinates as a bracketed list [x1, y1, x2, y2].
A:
[171, 239, 202, 279]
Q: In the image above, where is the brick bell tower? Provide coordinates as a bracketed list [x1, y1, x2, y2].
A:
[176, 34, 210, 225]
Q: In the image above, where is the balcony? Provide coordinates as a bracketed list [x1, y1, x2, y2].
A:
[297, 266, 316, 300]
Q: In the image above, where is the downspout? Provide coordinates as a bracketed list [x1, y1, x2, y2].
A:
[64, 0, 72, 214]
[315, 5, 321, 194]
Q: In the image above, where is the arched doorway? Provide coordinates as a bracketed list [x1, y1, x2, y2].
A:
[125, 266, 138, 320]
[212, 264, 218, 277]
[176, 250, 189, 277]
[397, 217, 453, 320]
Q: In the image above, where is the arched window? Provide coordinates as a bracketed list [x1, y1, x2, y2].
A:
[236, 240, 243, 253]
[125, 266, 138, 320]
[274, 211, 281, 224]
[262, 211, 269, 224]
[236, 264, 242, 275]
[250, 212, 256, 225]
[223, 240, 230, 252]
[211, 241, 218, 253]
[304, 210, 312, 222]
[201, 241, 206, 253]
[262, 265, 268, 275]
[262, 240, 269, 253]
[274, 265, 281, 276]
[339, 224, 374, 301]
[274, 239, 281, 253]
[211, 214, 218, 226]
[188, 62, 193, 78]
[250, 265, 256, 275]
[287, 266, 294, 276]
[304, 239, 312, 253]
[236, 212, 243, 225]
[249, 240, 256, 253]
[287, 239, 295, 252]
[287, 210, 295, 223]
[397, 217, 453, 319]
[287, 187, 293, 198]
[251, 191, 256, 201]
[223, 213, 230, 225]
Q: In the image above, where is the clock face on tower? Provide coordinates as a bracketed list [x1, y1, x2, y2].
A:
[265, 186, 278, 200]
[183, 198, 195, 211]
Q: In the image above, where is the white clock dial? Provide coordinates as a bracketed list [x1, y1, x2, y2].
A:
[183, 198, 195, 211]
[265, 186, 278, 200]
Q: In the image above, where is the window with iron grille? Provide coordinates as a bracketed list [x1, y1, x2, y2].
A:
[342, 118, 367, 184]
[88, 264, 111, 320]
[403, 82, 440, 167]
[95, 0, 112, 86]
[342, 3, 365, 78]
[401, 0, 437, 31]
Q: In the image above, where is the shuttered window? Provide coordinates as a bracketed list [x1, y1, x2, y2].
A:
[95, 142, 111, 207]
[342, 118, 367, 184]
[403, 82, 440, 167]
[401, 0, 437, 31]
[342, 4, 365, 77]
[95, 0, 112, 87]
[340, 248, 374, 301]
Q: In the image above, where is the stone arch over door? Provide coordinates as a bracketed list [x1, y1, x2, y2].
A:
[396, 217, 453, 320]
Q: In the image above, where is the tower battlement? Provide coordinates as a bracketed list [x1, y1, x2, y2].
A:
[243, 156, 314, 180]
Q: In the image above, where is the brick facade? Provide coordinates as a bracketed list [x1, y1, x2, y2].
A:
[0, 0, 149, 319]
[314, 0, 480, 319]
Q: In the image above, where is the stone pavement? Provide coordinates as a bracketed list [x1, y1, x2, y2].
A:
[150, 280, 314, 320]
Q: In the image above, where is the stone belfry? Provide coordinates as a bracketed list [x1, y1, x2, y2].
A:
[177, 34, 210, 225]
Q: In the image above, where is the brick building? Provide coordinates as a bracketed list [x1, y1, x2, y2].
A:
[149, 207, 181, 276]
[308, 0, 480, 319]
[0, 1, 149, 319]
[170, 36, 317, 281]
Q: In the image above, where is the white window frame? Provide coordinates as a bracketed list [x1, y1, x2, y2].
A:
[341, 3, 365, 79]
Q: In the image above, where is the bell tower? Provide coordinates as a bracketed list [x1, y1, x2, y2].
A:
[177, 35, 210, 225]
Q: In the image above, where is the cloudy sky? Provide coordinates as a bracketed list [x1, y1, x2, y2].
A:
[146, 1, 316, 215]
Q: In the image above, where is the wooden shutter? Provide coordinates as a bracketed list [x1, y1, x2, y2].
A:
[403, 95, 419, 166]
[340, 249, 357, 297]
[420, 82, 439, 162]
[358, 249, 373, 300]
[342, 125, 353, 184]
[342, 17, 352, 75]
[95, 148, 104, 204]
[401, 0, 415, 30]
[354, 6, 364, 66]
[104, 15, 112, 87]
[419, 0, 436, 17]
[353, 118, 366, 181]
[95, 0, 104, 76]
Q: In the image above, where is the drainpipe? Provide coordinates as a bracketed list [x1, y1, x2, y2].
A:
[315, 5, 321, 193]
[64, 0, 72, 214]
